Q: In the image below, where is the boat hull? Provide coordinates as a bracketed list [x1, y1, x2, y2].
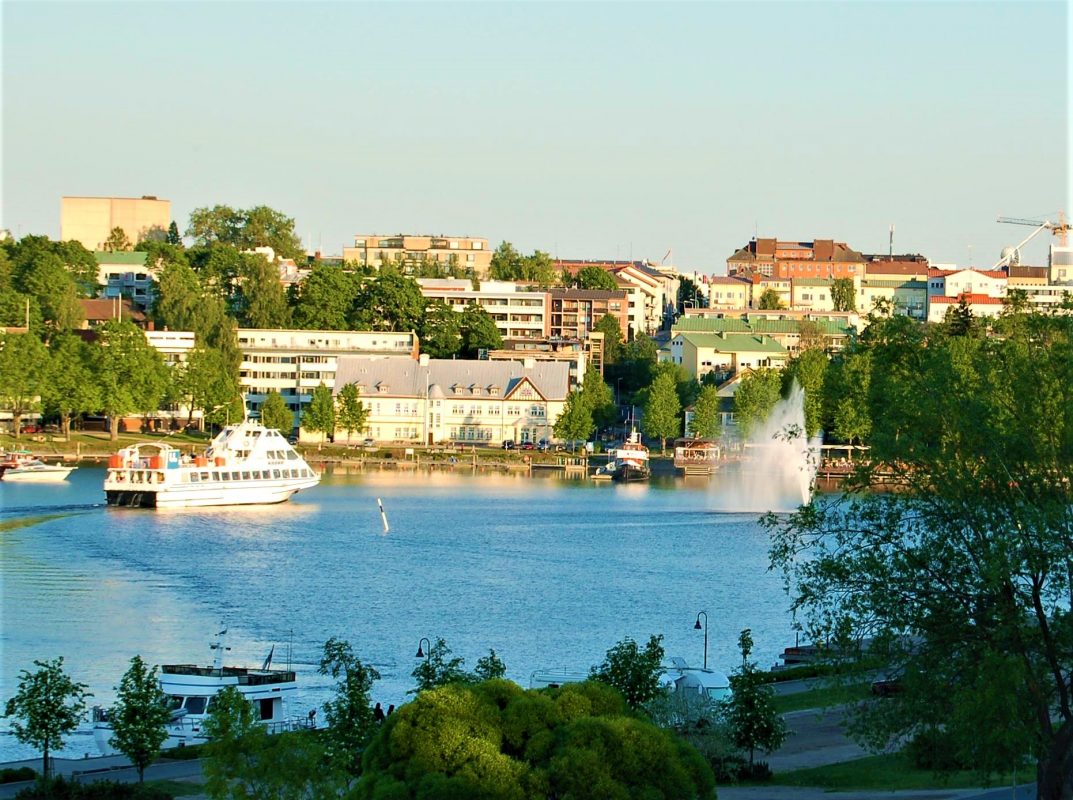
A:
[612, 464, 651, 482]
[2, 467, 76, 482]
[106, 479, 317, 509]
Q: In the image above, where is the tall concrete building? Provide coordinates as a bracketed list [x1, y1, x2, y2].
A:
[61, 196, 171, 250]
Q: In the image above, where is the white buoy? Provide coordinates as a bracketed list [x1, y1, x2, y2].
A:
[377, 497, 390, 532]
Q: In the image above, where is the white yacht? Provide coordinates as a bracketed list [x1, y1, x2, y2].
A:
[104, 422, 319, 509]
[93, 630, 309, 755]
[1, 458, 77, 482]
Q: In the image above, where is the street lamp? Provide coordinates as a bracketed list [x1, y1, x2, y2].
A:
[694, 611, 708, 670]
[415, 637, 431, 660]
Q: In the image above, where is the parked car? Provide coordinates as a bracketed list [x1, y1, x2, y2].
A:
[870, 679, 903, 698]
[520, 442, 536, 451]
[362, 438, 376, 448]
[501, 440, 516, 450]
[19, 424, 41, 434]
[536, 440, 551, 452]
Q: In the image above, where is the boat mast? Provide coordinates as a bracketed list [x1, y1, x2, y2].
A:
[210, 626, 230, 672]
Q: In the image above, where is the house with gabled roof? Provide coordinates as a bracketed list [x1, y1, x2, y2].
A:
[331, 354, 572, 446]
[665, 331, 789, 383]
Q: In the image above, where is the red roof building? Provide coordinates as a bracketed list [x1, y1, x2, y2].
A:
[727, 237, 865, 280]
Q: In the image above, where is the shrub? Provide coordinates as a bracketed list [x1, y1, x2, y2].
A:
[905, 728, 972, 772]
[15, 776, 174, 799]
[1, 768, 36, 784]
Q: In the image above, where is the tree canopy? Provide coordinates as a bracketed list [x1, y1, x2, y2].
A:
[590, 634, 666, 710]
[765, 311, 1073, 800]
[574, 266, 619, 291]
[642, 371, 682, 452]
[732, 368, 782, 439]
[689, 385, 721, 439]
[109, 656, 171, 783]
[259, 390, 294, 434]
[186, 204, 303, 260]
[357, 679, 714, 800]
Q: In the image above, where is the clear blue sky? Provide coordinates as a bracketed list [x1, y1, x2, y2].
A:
[2, 1, 1068, 273]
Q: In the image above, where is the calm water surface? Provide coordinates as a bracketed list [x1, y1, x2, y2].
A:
[1, 465, 795, 760]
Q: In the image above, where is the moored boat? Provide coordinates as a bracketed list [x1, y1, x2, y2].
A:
[1, 455, 77, 482]
[103, 421, 319, 509]
[92, 629, 310, 755]
[610, 432, 650, 482]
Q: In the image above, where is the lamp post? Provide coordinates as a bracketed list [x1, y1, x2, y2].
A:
[415, 637, 431, 662]
[694, 611, 708, 670]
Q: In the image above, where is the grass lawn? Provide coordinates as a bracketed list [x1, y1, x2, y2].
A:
[772, 682, 871, 714]
[770, 752, 1022, 791]
[144, 779, 205, 797]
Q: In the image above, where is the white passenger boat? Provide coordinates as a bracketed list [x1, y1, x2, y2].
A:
[93, 630, 311, 755]
[1, 458, 77, 482]
[609, 432, 651, 482]
[104, 421, 319, 509]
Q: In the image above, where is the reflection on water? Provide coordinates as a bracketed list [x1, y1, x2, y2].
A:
[1, 464, 793, 760]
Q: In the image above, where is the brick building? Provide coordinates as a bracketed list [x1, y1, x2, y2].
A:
[727, 238, 865, 280]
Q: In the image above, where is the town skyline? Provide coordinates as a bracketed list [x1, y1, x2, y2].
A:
[3, 1, 1069, 271]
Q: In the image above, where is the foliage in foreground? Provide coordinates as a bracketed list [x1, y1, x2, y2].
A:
[356, 679, 715, 800]
[14, 776, 174, 799]
[109, 656, 172, 783]
[765, 311, 1073, 800]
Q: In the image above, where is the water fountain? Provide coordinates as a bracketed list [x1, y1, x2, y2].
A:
[710, 382, 821, 513]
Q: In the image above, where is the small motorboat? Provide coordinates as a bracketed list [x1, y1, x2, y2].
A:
[1, 458, 77, 482]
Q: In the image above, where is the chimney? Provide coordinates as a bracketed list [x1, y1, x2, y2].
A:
[419, 353, 430, 366]
[523, 357, 536, 369]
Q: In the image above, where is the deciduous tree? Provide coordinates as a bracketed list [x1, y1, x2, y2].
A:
[94, 321, 170, 440]
[458, 302, 502, 357]
[352, 272, 426, 332]
[318, 637, 380, 776]
[732, 368, 781, 439]
[722, 629, 786, 767]
[831, 277, 856, 311]
[593, 313, 624, 365]
[3, 657, 91, 779]
[302, 383, 336, 442]
[590, 634, 666, 710]
[642, 371, 681, 452]
[552, 390, 594, 451]
[580, 375, 617, 432]
[166, 221, 182, 246]
[689, 385, 721, 439]
[419, 301, 461, 359]
[410, 637, 469, 694]
[765, 312, 1073, 800]
[103, 226, 133, 252]
[291, 263, 355, 330]
[43, 334, 100, 437]
[781, 347, 828, 439]
[109, 656, 170, 783]
[151, 259, 203, 332]
[473, 650, 506, 681]
[575, 266, 619, 291]
[235, 253, 290, 329]
[336, 383, 368, 443]
[757, 288, 784, 310]
[0, 333, 49, 438]
[259, 390, 294, 434]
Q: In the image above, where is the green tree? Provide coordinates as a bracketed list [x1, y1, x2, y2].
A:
[302, 383, 336, 442]
[944, 295, 979, 337]
[17, 252, 83, 334]
[0, 333, 49, 439]
[203, 685, 334, 800]
[419, 300, 461, 359]
[830, 277, 856, 311]
[590, 634, 666, 710]
[765, 312, 1073, 800]
[109, 656, 170, 783]
[42, 334, 100, 437]
[180, 347, 241, 429]
[151, 259, 204, 332]
[488, 240, 523, 281]
[410, 637, 469, 694]
[235, 253, 290, 328]
[552, 390, 594, 450]
[291, 263, 355, 330]
[94, 321, 170, 440]
[473, 649, 506, 681]
[521, 249, 558, 287]
[336, 383, 368, 442]
[614, 333, 658, 393]
[259, 390, 294, 434]
[757, 288, 784, 310]
[824, 349, 872, 445]
[689, 385, 721, 439]
[186, 204, 302, 260]
[642, 371, 681, 452]
[357, 680, 714, 800]
[458, 302, 503, 357]
[103, 226, 133, 252]
[781, 347, 828, 438]
[733, 368, 782, 439]
[9, 235, 98, 297]
[593, 313, 624, 365]
[575, 265, 619, 291]
[352, 271, 426, 332]
[166, 221, 182, 246]
[580, 375, 617, 431]
[722, 628, 787, 767]
[4, 657, 91, 780]
[318, 637, 381, 776]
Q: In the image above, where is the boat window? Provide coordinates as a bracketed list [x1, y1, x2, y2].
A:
[272, 470, 281, 479]
[190, 472, 199, 483]
[259, 698, 273, 720]
[200, 472, 210, 481]
[221, 472, 230, 482]
[242, 471, 252, 480]
[286, 451, 298, 460]
[184, 697, 207, 714]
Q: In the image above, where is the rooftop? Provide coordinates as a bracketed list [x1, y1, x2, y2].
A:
[334, 357, 571, 400]
[94, 251, 149, 266]
[673, 332, 789, 353]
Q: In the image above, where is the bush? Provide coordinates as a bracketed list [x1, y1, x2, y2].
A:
[737, 760, 773, 782]
[1, 768, 37, 784]
[15, 776, 174, 799]
[905, 728, 972, 772]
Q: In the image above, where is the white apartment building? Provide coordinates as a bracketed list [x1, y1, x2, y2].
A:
[331, 354, 572, 446]
[416, 279, 549, 341]
[927, 268, 1007, 299]
[96, 251, 156, 309]
[238, 329, 419, 423]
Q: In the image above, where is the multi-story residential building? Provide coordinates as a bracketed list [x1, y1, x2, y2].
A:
[1049, 245, 1073, 284]
[238, 329, 419, 424]
[555, 259, 678, 334]
[342, 234, 492, 276]
[61, 196, 170, 250]
[728, 238, 865, 280]
[548, 289, 629, 340]
[96, 251, 155, 308]
[927, 294, 1005, 324]
[144, 330, 196, 367]
[331, 354, 571, 446]
[705, 276, 752, 310]
[665, 331, 789, 383]
[416, 279, 549, 342]
[859, 277, 928, 319]
[928, 268, 1007, 300]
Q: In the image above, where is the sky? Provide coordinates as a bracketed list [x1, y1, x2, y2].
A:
[2, 1, 1070, 274]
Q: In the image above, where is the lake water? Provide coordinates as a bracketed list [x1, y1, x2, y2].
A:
[0, 465, 796, 761]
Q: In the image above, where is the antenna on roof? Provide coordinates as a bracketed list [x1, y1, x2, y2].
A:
[889, 224, 894, 259]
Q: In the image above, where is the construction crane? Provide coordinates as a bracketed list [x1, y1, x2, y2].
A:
[992, 212, 1069, 268]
